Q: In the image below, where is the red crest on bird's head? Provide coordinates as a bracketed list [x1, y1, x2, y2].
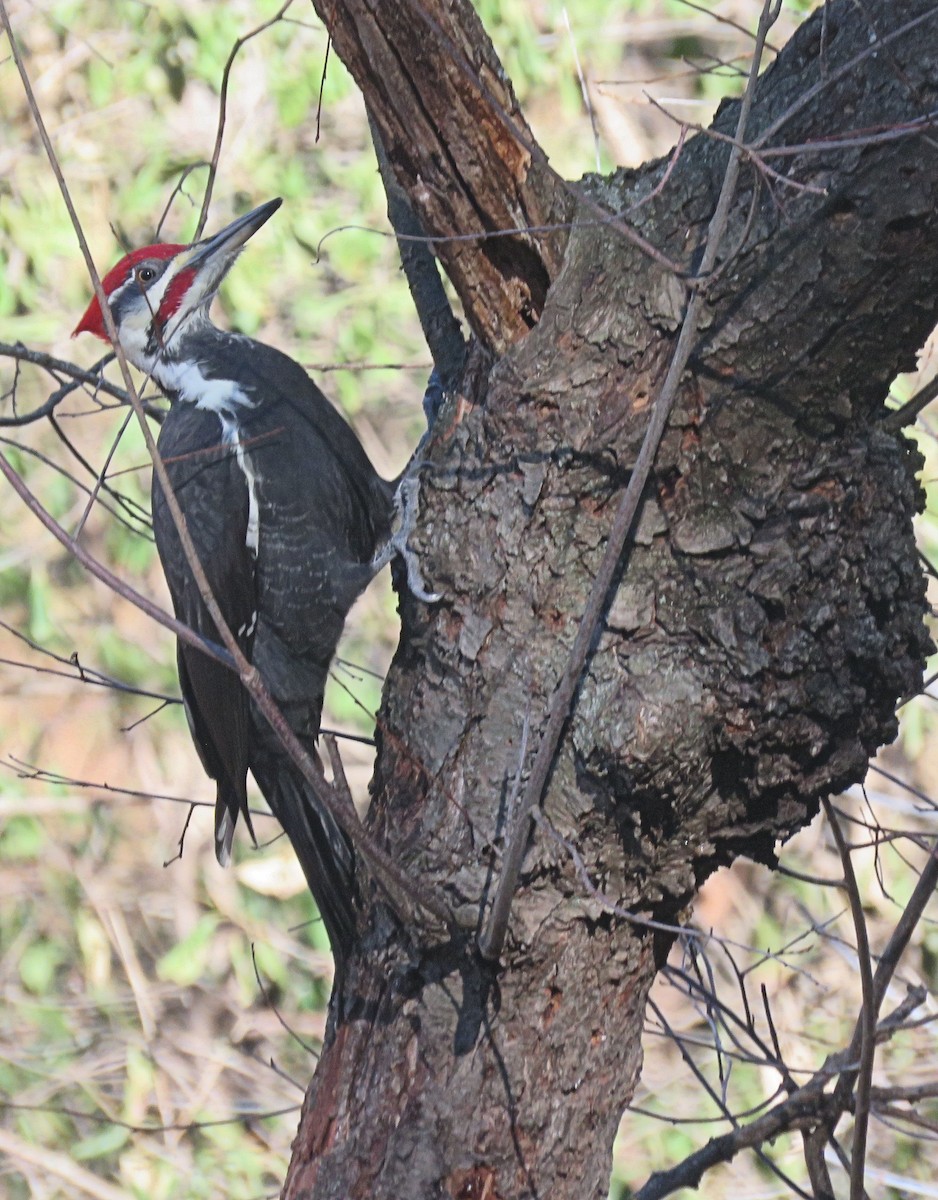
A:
[72, 244, 185, 341]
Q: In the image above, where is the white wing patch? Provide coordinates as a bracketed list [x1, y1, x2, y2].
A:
[216, 807, 234, 867]
[217, 411, 260, 557]
[155, 359, 253, 412]
[237, 610, 258, 639]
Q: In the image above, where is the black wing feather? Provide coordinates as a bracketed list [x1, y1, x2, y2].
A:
[153, 334, 394, 968]
[152, 403, 257, 863]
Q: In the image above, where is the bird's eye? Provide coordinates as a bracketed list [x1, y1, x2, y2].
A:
[135, 266, 157, 284]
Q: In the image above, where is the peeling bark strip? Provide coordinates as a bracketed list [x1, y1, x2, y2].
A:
[314, 0, 571, 353]
[286, 3, 938, 1198]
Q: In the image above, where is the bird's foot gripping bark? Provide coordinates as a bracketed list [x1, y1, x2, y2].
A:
[421, 366, 446, 429]
[373, 462, 440, 603]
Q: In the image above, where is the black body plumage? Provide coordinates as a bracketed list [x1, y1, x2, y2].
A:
[151, 330, 392, 961]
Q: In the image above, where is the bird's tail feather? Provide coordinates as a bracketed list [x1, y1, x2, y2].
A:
[258, 765, 357, 967]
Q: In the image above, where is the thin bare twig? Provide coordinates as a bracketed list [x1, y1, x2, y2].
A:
[755, 8, 938, 148]
[154, 162, 210, 240]
[315, 33, 330, 142]
[672, 0, 781, 53]
[194, 0, 295, 239]
[0, 432, 153, 539]
[0, 1097, 299, 1135]
[823, 797, 875, 1200]
[562, 7, 601, 172]
[162, 802, 197, 866]
[0, 447, 232, 668]
[0, 616, 178, 703]
[634, 988, 926, 1200]
[322, 733, 359, 823]
[645, 91, 938, 169]
[0, 342, 127, 422]
[4, 756, 215, 814]
[642, 997, 815, 1200]
[869, 839, 938, 1014]
[73, 404, 134, 540]
[251, 943, 320, 1058]
[882, 372, 938, 431]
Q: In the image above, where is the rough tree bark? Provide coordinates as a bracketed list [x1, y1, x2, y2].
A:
[284, 3, 938, 1197]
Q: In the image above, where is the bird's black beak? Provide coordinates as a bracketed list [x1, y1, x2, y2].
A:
[166, 199, 283, 325]
[186, 198, 283, 272]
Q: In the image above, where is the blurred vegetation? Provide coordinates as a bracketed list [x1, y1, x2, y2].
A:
[1, 0, 937, 1197]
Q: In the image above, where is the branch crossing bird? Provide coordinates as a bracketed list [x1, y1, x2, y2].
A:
[74, 198, 405, 964]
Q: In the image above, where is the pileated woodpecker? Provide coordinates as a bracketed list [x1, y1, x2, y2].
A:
[74, 199, 393, 963]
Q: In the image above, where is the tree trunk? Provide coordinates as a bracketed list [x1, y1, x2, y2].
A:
[284, 3, 938, 1196]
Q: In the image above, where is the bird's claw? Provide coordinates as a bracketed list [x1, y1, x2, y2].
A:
[373, 468, 440, 603]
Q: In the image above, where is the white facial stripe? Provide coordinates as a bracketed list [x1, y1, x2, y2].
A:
[109, 257, 178, 319]
[141, 265, 177, 316]
[107, 261, 179, 370]
[114, 319, 152, 371]
[108, 276, 135, 308]
[108, 256, 192, 343]
[161, 302, 207, 355]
